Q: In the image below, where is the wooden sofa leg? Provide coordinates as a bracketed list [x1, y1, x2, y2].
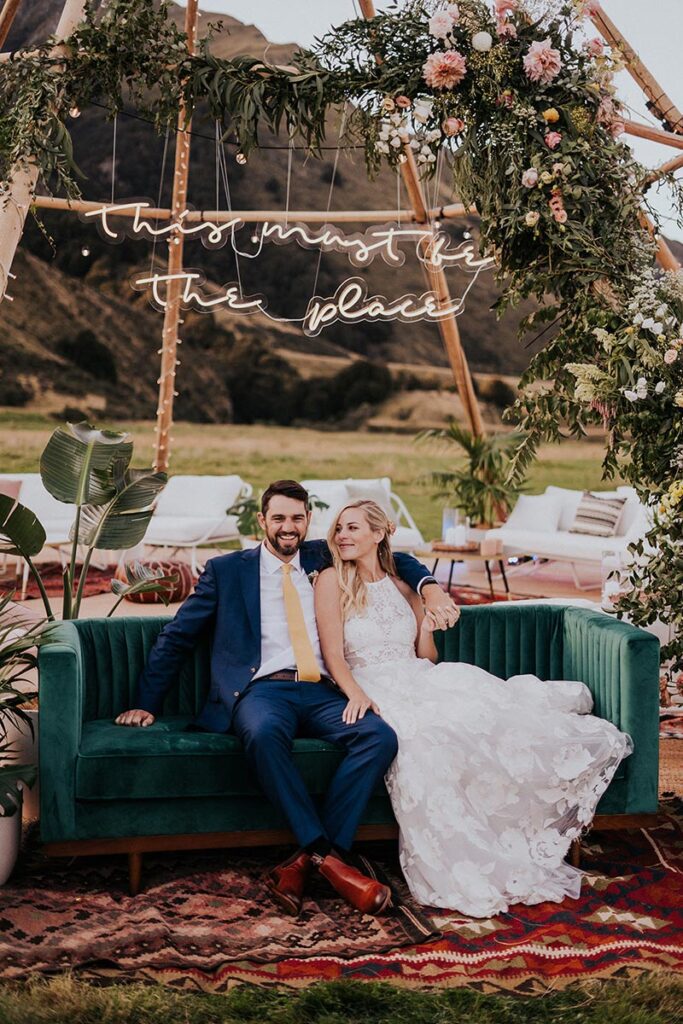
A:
[569, 839, 581, 868]
[128, 852, 143, 896]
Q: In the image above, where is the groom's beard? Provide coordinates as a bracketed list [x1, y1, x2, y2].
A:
[265, 526, 307, 557]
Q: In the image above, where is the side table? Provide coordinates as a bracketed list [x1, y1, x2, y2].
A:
[414, 544, 510, 598]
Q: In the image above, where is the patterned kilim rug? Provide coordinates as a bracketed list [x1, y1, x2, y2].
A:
[0, 562, 115, 600]
[0, 802, 681, 994]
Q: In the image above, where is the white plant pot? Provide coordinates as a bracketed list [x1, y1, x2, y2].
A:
[4, 709, 39, 823]
[0, 791, 23, 885]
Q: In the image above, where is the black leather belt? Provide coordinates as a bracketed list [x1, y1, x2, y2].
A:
[257, 669, 333, 684]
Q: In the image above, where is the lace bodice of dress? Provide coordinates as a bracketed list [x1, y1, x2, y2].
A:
[343, 575, 418, 670]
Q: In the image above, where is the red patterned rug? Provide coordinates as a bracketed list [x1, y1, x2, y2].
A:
[0, 562, 115, 600]
[0, 803, 681, 993]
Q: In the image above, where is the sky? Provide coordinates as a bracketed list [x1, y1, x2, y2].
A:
[178, 1, 682, 240]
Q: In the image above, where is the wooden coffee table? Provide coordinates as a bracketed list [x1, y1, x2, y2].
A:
[415, 544, 510, 598]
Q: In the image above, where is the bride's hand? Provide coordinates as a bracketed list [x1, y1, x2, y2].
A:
[420, 610, 440, 633]
[343, 688, 381, 725]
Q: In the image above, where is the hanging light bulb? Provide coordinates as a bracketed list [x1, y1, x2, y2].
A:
[69, 107, 81, 119]
[81, 246, 90, 257]
[463, 231, 472, 239]
[235, 152, 247, 165]
[250, 227, 260, 244]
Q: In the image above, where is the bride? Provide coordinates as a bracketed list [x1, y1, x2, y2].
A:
[314, 499, 633, 918]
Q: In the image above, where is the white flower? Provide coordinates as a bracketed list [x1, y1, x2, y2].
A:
[413, 98, 435, 124]
[655, 381, 666, 394]
[376, 141, 390, 154]
[472, 31, 493, 51]
[390, 135, 402, 148]
[421, 144, 432, 155]
[428, 11, 454, 39]
[446, 3, 460, 19]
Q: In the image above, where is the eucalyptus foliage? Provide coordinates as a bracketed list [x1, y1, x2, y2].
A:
[1, 0, 683, 658]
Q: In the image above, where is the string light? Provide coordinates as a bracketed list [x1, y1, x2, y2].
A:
[81, 246, 90, 256]
[69, 107, 81, 118]
[235, 152, 247, 165]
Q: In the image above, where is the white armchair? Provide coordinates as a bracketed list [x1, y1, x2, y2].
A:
[143, 474, 252, 573]
[301, 477, 424, 551]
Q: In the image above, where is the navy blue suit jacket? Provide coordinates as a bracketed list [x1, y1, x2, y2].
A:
[135, 540, 432, 732]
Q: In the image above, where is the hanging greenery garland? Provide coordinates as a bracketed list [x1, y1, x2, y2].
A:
[1, 0, 682, 661]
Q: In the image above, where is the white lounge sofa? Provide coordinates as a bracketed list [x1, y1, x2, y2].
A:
[484, 485, 652, 586]
[0, 473, 76, 597]
[300, 477, 424, 552]
[144, 474, 252, 573]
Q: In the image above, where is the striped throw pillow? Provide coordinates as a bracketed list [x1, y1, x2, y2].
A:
[569, 492, 627, 537]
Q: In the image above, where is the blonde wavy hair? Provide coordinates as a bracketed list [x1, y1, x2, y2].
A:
[327, 499, 397, 620]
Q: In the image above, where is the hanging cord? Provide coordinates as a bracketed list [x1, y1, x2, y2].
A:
[110, 113, 118, 203]
[149, 126, 170, 274]
[310, 109, 348, 299]
[284, 138, 294, 227]
[216, 133, 245, 299]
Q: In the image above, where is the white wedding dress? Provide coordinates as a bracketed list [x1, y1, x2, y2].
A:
[343, 576, 633, 917]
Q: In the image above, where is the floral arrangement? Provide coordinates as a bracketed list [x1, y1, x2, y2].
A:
[1, 0, 682, 660]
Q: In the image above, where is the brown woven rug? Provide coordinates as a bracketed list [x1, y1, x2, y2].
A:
[0, 840, 438, 982]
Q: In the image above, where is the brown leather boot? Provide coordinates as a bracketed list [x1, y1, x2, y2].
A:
[265, 850, 312, 916]
[313, 853, 391, 915]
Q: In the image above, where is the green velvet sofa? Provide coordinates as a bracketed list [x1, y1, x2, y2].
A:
[38, 604, 660, 893]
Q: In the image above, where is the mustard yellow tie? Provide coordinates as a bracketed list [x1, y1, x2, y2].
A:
[281, 563, 321, 682]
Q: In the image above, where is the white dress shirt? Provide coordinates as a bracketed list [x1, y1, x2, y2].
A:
[254, 544, 328, 680]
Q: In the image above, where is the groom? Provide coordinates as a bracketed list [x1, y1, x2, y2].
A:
[116, 480, 459, 915]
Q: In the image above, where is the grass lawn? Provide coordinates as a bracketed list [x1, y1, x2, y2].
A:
[0, 975, 680, 1024]
[0, 412, 618, 541]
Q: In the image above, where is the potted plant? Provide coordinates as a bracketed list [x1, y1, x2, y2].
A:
[0, 595, 49, 884]
[418, 422, 526, 532]
[227, 496, 262, 549]
[0, 421, 172, 620]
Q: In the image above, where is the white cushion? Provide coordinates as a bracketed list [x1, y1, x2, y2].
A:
[485, 527, 633, 563]
[145, 514, 239, 544]
[301, 481, 351, 541]
[154, 475, 245, 518]
[505, 493, 562, 533]
[544, 485, 620, 531]
[390, 526, 423, 551]
[17, 476, 77, 524]
[345, 478, 394, 517]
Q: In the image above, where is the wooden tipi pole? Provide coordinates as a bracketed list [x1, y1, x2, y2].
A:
[357, 0, 484, 437]
[590, 3, 683, 133]
[153, 0, 199, 474]
[0, 0, 22, 48]
[0, 0, 87, 305]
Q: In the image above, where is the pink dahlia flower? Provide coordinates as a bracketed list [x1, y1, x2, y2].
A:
[544, 130, 562, 149]
[521, 168, 539, 187]
[523, 37, 562, 84]
[664, 349, 678, 364]
[423, 49, 467, 90]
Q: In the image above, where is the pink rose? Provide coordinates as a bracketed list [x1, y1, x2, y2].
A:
[423, 49, 468, 90]
[523, 37, 563, 84]
[544, 131, 562, 149]
[496, 20, 517, 39]
[521, 168, 539, 187]
[442, 116, 465, 136]
[554, 208, 568, 224]
[584, 37, 604, 58]
[395, 95, 412, 108]
[495, 0, 518, 13]
[428, 11, 455, 39]
[664, 349, 678, 364]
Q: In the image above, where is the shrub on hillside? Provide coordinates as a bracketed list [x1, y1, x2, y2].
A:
[55, 330, 118, 383]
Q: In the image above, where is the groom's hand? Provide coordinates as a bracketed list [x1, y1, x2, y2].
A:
[422, 583, 460, 630]
[115, 709, 155, 727]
